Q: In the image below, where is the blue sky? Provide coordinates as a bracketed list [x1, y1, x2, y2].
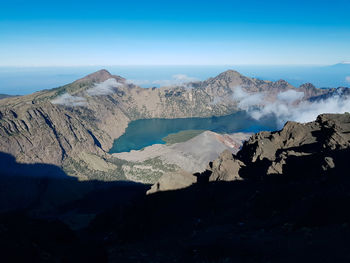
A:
[1, 0, 350, 66]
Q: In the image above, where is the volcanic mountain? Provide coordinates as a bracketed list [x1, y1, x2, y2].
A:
[0, 69, 341, 180]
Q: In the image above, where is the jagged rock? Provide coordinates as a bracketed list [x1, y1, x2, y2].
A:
[147, 170, 196, 194]
[207, 113, 350, 181]
[208, 150, 244, 181]
[322, 156, 335, 171]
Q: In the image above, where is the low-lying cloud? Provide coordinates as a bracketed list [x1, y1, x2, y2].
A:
[128, 74, 198, 87]
[51, 93, 87, 107]
[346, 76, 350, 83]
[232, 86, 350, 127]
[171, 74, 198, 83]
[87, 78, 122, 96]
[277, 90, 304, 103]
[232, 87, 265, 108]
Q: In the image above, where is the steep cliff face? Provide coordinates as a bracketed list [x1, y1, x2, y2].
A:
[0, 70, 130, 167]
[0, 103, 104, 165]
[0, 69, 339, 179]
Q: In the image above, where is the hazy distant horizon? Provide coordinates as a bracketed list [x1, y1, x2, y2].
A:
[2, 0, 350, 94]
[0, 63, 336, 68]
[1, 64, 349, 95]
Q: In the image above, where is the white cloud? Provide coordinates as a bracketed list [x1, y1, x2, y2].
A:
[232, 86, 248, 101]
[238, 93, 264, 108]
[253, 95, 350, 126]
[51, 93, 87, 107]
[126, 79, 151, 86]
[172, 74, 198, 83]
[232, 86, 264, 108]
[87, 78, 122, 96]
[127, 74, 198, 87]
[277, 90, 304, 103]
[210, 96, 224, 105]
[232, 86, 350, 127]
[345, 76, 350, 83]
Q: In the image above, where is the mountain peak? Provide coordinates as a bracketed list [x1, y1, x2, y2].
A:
[76, 69, 125, 84]
[299, 83, 316, 89]
[217, 69, 243, 78]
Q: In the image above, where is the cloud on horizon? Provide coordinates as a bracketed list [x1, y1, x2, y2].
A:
[127, 74, 198, 87]
[346, 76, 350, 83]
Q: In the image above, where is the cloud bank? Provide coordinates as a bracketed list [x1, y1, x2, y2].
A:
[171, 74, 198, 83]
[51, 93, 87, 107]
[346, 76, 350, 83]
[128, 74, 198, 87]
[277, 90, 304, 103]
[232, 86, 350, 127]
[232, 86, 265, 108]
[87, 78, 122, 96]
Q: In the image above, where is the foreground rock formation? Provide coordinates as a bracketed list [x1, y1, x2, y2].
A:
[87, 114, 350, 262]
[208, 113, 350, 181]
[150, 113, 350, 192]
[2, 113, 350, 262]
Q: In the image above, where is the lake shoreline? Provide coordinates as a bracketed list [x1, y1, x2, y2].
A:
[109, 111, 278, 153]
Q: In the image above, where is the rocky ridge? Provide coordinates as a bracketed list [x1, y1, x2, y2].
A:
[215, 113, 350, 180]
[151, 113, 350, 192]
[2, 113, 350, 262]
[0, 69, 336, 179]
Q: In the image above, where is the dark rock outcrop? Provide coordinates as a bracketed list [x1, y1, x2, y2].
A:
[2, 114, 350, 262]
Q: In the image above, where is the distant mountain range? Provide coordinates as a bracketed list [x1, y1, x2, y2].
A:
[2, 71, 350, 262]
[0, 69, 348, 181]
[331, 61, 350, 66]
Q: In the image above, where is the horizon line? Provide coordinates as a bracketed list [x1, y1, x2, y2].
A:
[0, 63, 338, 68]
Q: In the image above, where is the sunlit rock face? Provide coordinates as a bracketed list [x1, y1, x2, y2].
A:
[0, 69, 344, 180]
[207, 113, 350, 181]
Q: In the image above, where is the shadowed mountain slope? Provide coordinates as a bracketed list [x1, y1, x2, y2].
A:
[2, 114, 350, 262]
[87, 113, 350, 262]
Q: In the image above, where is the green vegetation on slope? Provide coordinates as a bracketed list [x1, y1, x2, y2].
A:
[162, 129, 205, 145]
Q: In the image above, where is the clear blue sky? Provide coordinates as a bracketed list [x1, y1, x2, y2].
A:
[1, 0, 350, 66]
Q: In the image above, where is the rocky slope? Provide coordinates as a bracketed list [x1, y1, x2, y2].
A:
[2, 114, 350, 262]
[113, 131, 250, 184]
[0, 69, 335, 180]
[88, 114, 350, 262]
[208, 113, 350, 181]
[151, 113, 350, 192]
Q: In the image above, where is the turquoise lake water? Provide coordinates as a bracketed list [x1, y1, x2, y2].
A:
[109, 111, 278, 153]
